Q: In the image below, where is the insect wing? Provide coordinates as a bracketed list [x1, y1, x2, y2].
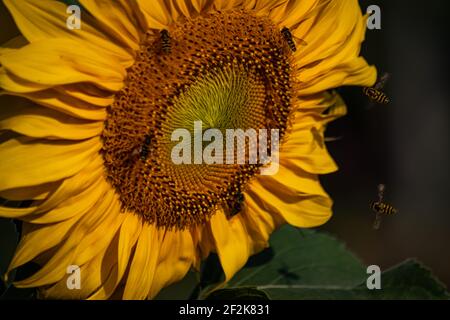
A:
[375, 72, 390, 90]
[373, 212, 383, 230]
[378, 184, 385, 202]
[296, 38, 308, 46]
[324, 136, 343, 142]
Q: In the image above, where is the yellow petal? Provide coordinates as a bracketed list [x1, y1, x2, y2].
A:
[166, 0, 193, 20]
[281, 92, 346, 174]
[123, 223, 161, 299]
[161, 0, 183, 22]
[248, 164, 333, 228]
[190, 0, 213, 13]
[9, 183, 112, 274]
[13, 188, 116, 287]
[148, 229, 195, 299]
[0, 205, 36, 219]
[320, 92, 348, 123]
[57, 84, 115, 107]
[271, 0, 320, 28]
[292, 0, 377, 95]
[169, 0, 214, 20]
[0, 35, 28, 55]
[89, 213, 143, 300]
[3, 0, 132, 65]
[281, 126, 338, 174]
[191, 224, 215, 270]
[213, 0, 244, 11]
[137, 0, 173, 30]
[268, 0, 294, 23]
[0, 136, 100, 191]
[34, 156, 104, 214]
[246, 0, 287, 17]
[116, 213, 142, 285]
[241, 191, 282, 251]
[79, 0, 141, 52]
[74, 198, 125, 266]
[28, 175, 105, 224]
[40, 236, 119, 299]
[300, 59, 376, 96]
[293, 91, 337, 112]
[209, 209, 250, 281]
[0, 181, 57, 201]
[0, 69, 42, 93]
[7, 211, 86, 272]
[0, 93, 107, 122]
[0, 38, 125, 93]
[0, 96, 103, 140]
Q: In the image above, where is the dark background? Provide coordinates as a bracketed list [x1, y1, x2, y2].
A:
[321, 0, 450, 287]
[0, 0, 449, 292]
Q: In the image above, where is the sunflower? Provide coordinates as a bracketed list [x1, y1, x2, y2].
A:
[0, 0, 376, 299]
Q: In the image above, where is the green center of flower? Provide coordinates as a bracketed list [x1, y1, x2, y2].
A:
[166, 66, 266, 132]
[101, 10, 296, 229]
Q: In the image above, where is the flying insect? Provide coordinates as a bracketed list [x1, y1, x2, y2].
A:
[371, 183, 398, 230]
[363, 72, 390, 106]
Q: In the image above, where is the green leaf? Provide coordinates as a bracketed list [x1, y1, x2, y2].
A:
[363, 260, 450, 300]
[224, 225, 366, 299]
[154, 270, 200, 300]
[203, 225, 449, 300]
[206, 287, 269, 300]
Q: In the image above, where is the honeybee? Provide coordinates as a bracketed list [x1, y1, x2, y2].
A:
[363, 72, 390, 105]
[281, 27, 307, 53]
[140, 134, 152, 161]
[230, 192, 245, 216]
[371, 184, 398, 230]
[160, 29, 171, 54]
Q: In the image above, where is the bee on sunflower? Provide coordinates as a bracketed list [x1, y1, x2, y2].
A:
[0, 0, 376, 299]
